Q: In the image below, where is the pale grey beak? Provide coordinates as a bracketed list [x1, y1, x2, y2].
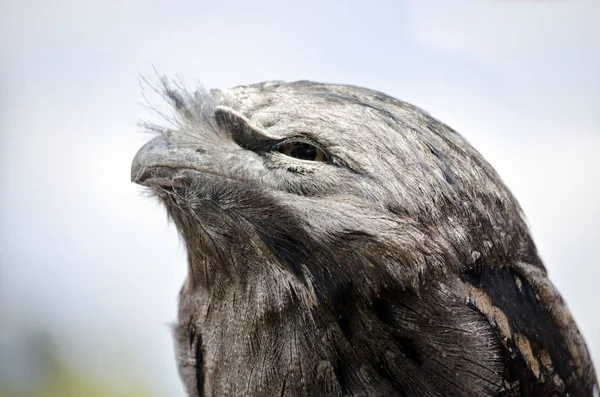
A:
[131, 134, 202, 185]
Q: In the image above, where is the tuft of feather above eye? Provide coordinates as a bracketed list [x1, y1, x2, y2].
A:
[138, 75, 220, 135]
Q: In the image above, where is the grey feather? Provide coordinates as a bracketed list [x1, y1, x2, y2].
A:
[132, 80, 598, 397]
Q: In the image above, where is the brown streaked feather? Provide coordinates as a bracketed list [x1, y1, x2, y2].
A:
[464, 263, 597, 396]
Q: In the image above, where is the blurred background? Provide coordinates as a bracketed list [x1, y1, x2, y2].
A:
[1, 0, 598, 396]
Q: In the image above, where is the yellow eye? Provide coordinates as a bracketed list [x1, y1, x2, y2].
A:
[279, 141, 327, 162]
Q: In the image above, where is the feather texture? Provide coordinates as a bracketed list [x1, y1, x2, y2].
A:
[132, 80, 598, 396]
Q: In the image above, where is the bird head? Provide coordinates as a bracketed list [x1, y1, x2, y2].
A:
[130, 80, 600, 397]
[132, 80, 538, 301]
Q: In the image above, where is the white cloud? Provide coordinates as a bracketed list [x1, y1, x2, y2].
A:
[406, 0, 600, 63]
[405, 0, 600, 127]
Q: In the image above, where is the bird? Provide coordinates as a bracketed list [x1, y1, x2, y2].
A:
[131, 80, 598, 397]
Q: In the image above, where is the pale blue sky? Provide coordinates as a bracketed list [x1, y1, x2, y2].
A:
[1, 1, 599, 394]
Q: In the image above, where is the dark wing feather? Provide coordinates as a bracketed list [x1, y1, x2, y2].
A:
[463, 262, 598, 396]
[329, 279, 505, 397]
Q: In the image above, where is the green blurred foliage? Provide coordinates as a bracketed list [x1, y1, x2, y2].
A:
[0, 333, 156, 397]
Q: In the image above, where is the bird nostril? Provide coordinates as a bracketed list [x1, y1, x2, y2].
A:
[195, 147, 206, 153]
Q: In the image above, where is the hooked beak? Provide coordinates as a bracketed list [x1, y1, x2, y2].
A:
[131, 134, 202, 186]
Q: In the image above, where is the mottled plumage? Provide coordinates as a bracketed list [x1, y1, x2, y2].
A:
[131, 80, 598, 396]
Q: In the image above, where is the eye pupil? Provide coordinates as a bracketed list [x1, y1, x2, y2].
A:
[291, 142, 316, 160]
[279, 142, 326, 162]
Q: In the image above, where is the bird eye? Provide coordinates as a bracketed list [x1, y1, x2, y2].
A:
[277, 141, 327, 162]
